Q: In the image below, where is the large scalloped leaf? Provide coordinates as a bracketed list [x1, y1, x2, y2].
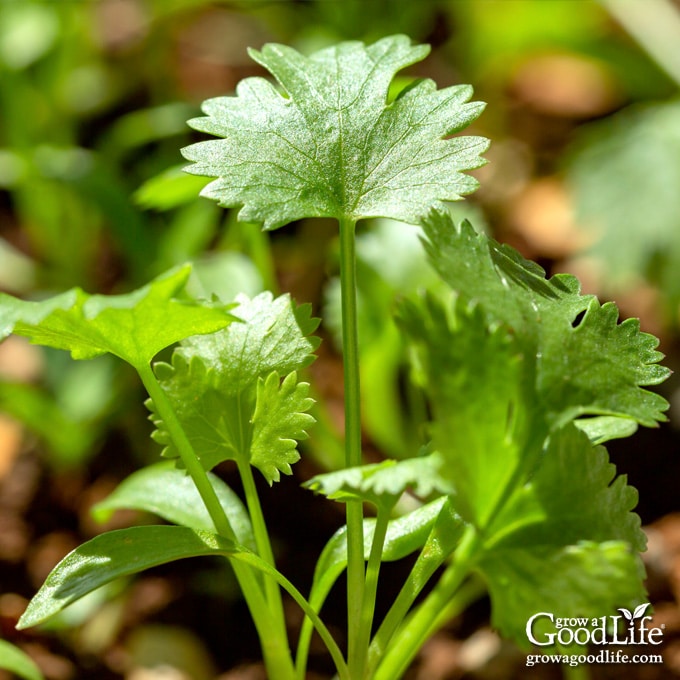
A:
[1, 265, 236, 368]
[182, 35, 488, 229]
[421, 209, 669, 428]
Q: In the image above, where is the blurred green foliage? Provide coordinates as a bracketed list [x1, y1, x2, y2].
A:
[0, 1, 678, 677]
[0, 0, 678, 486]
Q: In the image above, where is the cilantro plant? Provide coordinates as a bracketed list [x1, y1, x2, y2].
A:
[1, 35, 669, 680]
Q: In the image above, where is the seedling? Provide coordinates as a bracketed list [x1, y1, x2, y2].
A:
[1, 35, 669, 680]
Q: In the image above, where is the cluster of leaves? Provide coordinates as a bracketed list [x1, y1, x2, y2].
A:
[0, 34, 670, 680]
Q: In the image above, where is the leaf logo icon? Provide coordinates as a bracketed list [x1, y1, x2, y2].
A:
[618, 604, 649, 624]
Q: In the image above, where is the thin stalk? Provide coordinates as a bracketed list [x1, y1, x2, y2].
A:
[138, 363, 236, 539]
[236, 456, 291, 649]
[423, 575, 486, 639]
[354, 505, 392, 674]
[139, 364, 296, 680]
[367, 539, 454, 675]
[338, 217, 366, 677]
[373, 524, 481, 680]
[232, 550, 350, 680]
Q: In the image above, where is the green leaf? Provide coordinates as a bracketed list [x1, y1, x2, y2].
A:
[16, 525, 346, 675]
[574, 416, 638, 445]
[481, 541, 645, 650]
[0, 639, 44, 680]
[304, 454, 449, 508]
[251, 371, 314, 484]
[92, 462, 256, 551]
[182, 35, 488, 229]
[0, 289, 77, 341]
[134, 164, 211, 210]
[4, 265, 236, 368]
[151, 293, 319, 479]
[478, 424, 646, 644]
[399, 294, 537, 528]
[0, 381, 100, 467]
[17, 526, 239, 630]
[421, 209, 669, 428]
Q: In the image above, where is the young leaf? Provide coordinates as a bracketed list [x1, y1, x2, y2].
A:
[151, 293, 319, 479]
[92, 462, 256, 550]
[421, 209, 669, 428]
[478, 424, 647, 644]
[250, 371, 314, 484]
[3, 265, 236, 368]
[304, 454, 448, 508]
[182, 35, 488, 229]
[0, 640, 44, 680]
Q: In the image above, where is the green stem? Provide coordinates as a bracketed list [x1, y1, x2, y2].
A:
[236, 457, 291, 652]
[138, 363, 296, 680]
[424, 575, 486, 638]
[138, 363, 236, 539]
[373, 524, 481, 680]
[355, 505, 392, 676]
[232, 550, 350, 680]
[338, 217, 366, 677]
[368, 502, 464, 675]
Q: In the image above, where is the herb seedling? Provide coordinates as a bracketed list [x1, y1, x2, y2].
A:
[1, 35, 669, 680]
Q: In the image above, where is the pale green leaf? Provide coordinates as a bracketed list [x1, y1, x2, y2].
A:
[182, 35, 488, 229]
[16, 525, 344, 673]
[134, 164, 211, 210]
[92, 462, 255, 551]
[0, 289, 76, 341]
[421, 209, 669, 428]
[4, 265, 236, 368]
[0, 639, 44, 680]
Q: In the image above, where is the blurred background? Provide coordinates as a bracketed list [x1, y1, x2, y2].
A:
[1, 1, 680, 678]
